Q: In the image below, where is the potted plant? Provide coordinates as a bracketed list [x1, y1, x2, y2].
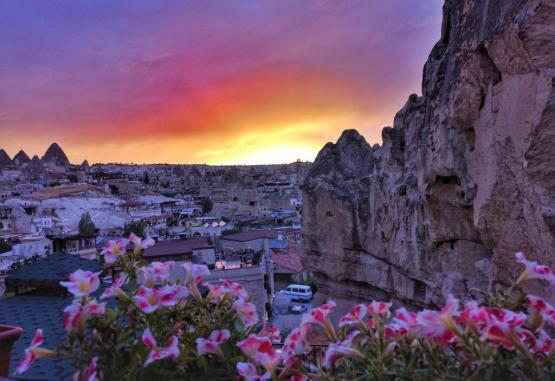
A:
[0, 324, 23, 377]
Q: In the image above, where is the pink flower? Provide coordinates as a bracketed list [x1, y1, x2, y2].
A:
[142, 328, 180, 366]
[237, 335, 274, 359]
[101, 274, 128, 299]
[533, 329, 555, 354]
[415, 295, 460, 340]
[159, 285, 188, 306]
[323, 331, 363, 369]
[259, 325, 280, 343]
[134, 286, 161, 313]
[15, 329, 56, 374]
[129, 233, 155, 255]
[221, 278, 248, 299]
[63, 299, 105, 333]
[233, 299, 259, 327]
[236, 362, 270, 381]
[73, 357, 97, 381]
[101, 238, 128, 264]
[515, 252, 555, 285]
[458, 301, 490, 333]
[182, 262, 210, 286]
[204, 283, 228, 303]
[384, 322, 409, 339]
[302, 301, 336, 327]
[285, 376, 308, 381]
[60, 269, 101, 297]
[528, 295, 555, 328]
[301, 301, 336, 338]
[482, 323, 520, 350]
[282, 325, 310, 361]
[368, 301, 392, 319]
[183, 262, 210, 300]
[339, 304, 367, 327]
[255, 350, 282, 374]
[138, 261, 175, 286]
[196, 329, 231, 357]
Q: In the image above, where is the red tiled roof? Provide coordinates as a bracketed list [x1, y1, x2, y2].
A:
[271, 243, 304, 273]
[142, 237, 213, 258]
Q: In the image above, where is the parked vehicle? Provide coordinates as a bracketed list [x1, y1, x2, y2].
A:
[280, 284, 313, 302]
[289, 304, 307, 314]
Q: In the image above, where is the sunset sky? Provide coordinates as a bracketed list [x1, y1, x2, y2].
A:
[0, 0, 443, 165]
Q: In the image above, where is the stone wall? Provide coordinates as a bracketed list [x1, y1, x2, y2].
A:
[301, 0, 555, 313]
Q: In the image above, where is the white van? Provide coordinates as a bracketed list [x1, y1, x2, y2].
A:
[281, 284, 313, 302]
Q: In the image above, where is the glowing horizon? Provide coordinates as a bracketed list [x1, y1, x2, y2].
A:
[0, 0, 443, 165]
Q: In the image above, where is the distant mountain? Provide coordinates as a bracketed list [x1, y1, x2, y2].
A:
[81, 160, 90, 171]
[42, 143, 70, 167]
[0, 149, 12, 166]
[13, 150, 31, 165]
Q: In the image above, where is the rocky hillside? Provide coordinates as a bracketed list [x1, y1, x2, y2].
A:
[301, 0, 555, 312]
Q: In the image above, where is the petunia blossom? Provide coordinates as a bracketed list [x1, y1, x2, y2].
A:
[196, 329, 231, 358]
[134, 286, 161, 314]
[323, 331, 363, 369]
[15, 329, 56, 374]
[159, 285, 189, 307]
[237, 335, 274, 359]
[138, 261, 175, 287]
[233, 299, 259, 327]
[515, 252, 555, 285]
[282, 325, 310, 361]
[63, 299, 105, 334]
[60, 269, 101, 297]
[101, 274, 128, 300]
[368, 301, 392, 319]
[415, 294, 460, 340]
[129, 233, 155, 255]
[101, 238, 128, 265]
[259, 325, 280, 343]
[221, 278, 248, 299]
[528, 295, 555, 328]
[255, 350, 282, 374]
[301, 301, 336, 339]
[72, 357, 97, 381]
[142, 328, 180, 366]
[236, 362, 270, 381]
[339, 304, 368, 327]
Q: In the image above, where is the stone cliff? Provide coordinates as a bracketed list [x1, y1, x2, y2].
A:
[301, 0, 555, 311]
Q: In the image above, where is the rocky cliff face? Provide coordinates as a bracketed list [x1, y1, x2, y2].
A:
[42, 143, 70, 167]
[301, 0, 555, 312]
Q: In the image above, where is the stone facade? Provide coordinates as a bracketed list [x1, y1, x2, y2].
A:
[301, 0, 555, 313]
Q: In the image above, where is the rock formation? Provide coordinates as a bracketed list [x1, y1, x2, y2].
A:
[81, 160, 90, 171]
[12, 150, 31, 166]
[42, 143, 70, 167]
[0, 149, 12, 166]
[301, 0, 555, 311]
[24, 155, 46, 181]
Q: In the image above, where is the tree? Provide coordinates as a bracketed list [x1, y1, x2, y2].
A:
[78, 212, 96, 236]
[0, 241, 11, 254]
[67, 174, 79, 183]
[108, 184, 119, 195]
[143, 172, 150, 185]
[123, 220, 146, 239]
[196, 198, 213, 214]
